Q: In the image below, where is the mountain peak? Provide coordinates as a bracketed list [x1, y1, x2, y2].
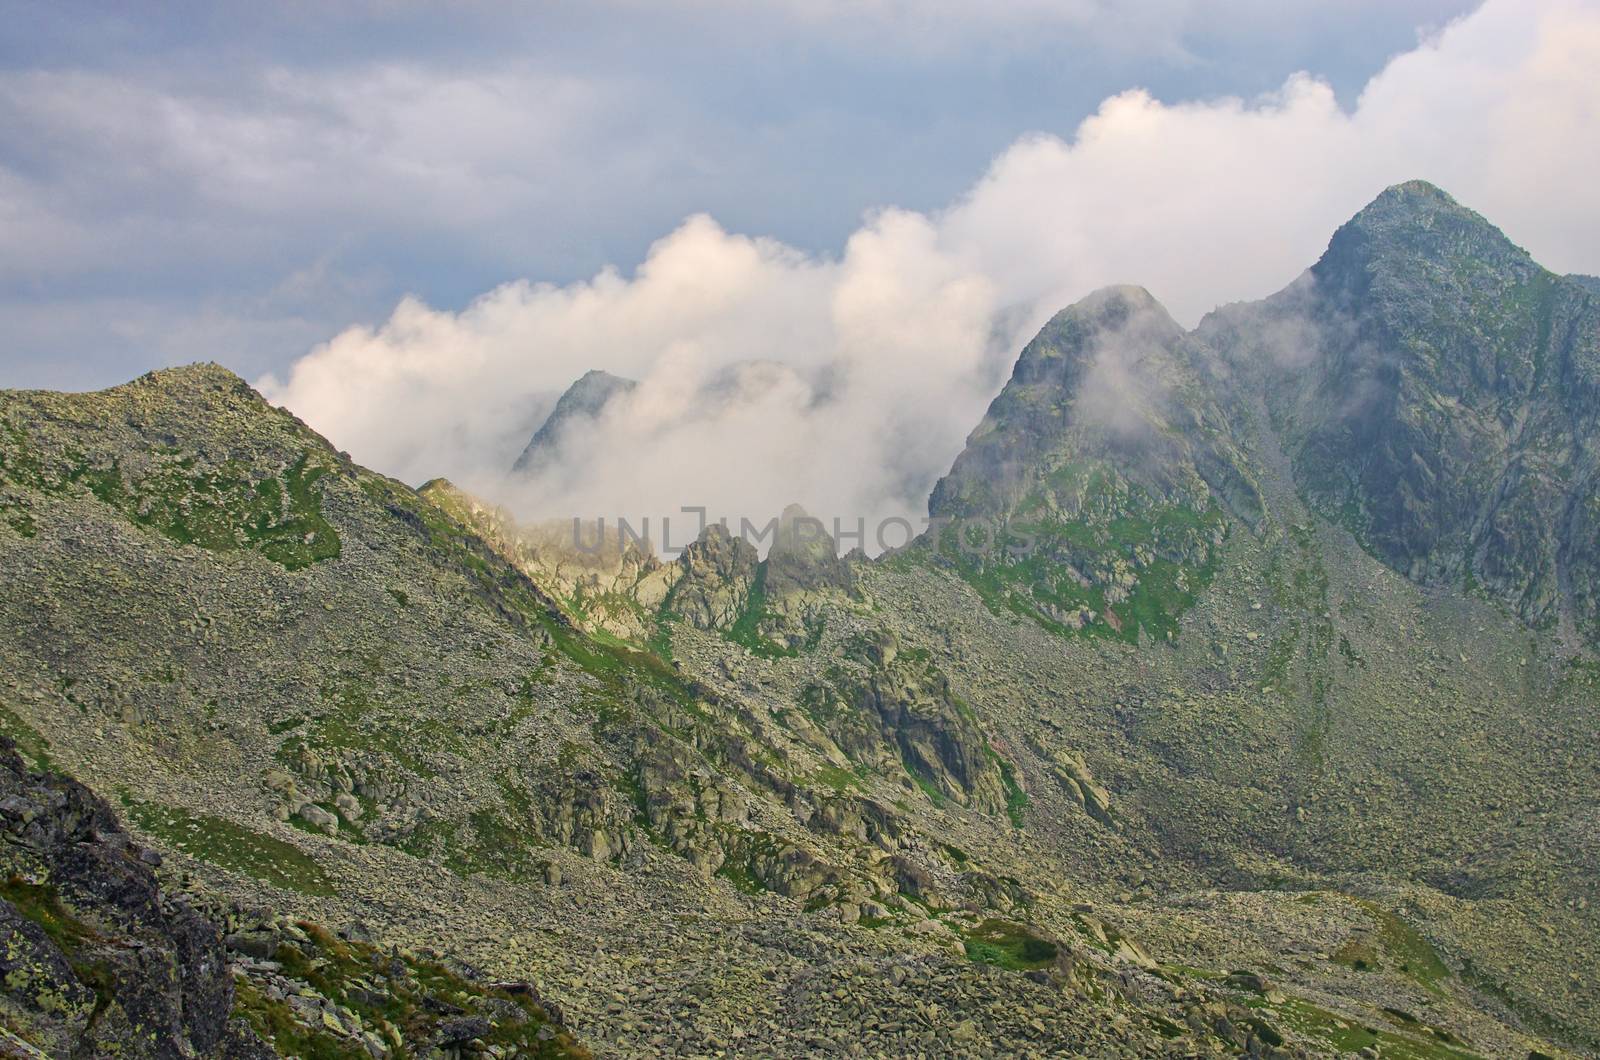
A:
[1253, 180, 1600, 642]
[1054, 284, 1176, 330]
[125, 362, 253, 398]
[1374, 177, 1455, 205]
[548, 368, 635, 417]
[927, 279, 1223, 523]
[1317, 180, 1535, 291]
[570, 367, 631, 391]
[1343, 179, 1486, 233]
[139, 360, 242, 382]
[1001, 285, 1182, 396]
[511, 368, 637, 476]
[772, 502, 839, 564]
[1079, 283, 1164, 307]
[42, 363, 272, 431]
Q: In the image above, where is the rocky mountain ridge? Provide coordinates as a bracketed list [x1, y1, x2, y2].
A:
[0, 736, 586, 1058]
[923, 183, 1600, 657]
[1, 181, 1596, 1057]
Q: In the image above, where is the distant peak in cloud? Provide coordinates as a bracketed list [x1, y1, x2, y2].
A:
[511, 369, 637, 477]
[260, 0, 1600, 553]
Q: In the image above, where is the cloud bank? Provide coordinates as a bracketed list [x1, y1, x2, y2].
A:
[261, 0, 1600, 549]
[0, 0, 1472, 389]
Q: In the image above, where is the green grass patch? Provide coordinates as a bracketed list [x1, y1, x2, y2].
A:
[961, 918, 1059, 971]
[1334, 901, 1453, 997]
[925, 470, 1225, 645]
[121, 797, 336, 897]
[996, 756, 1028, 829]
[1269, 997, 1481, 1060]
[715, 859, 768, 896]
[0, 704, 54, 770]
[908, 767, 947, 808]
[725, 561, 799, 659]
[1373, 906, 1452, 996]
[812, 763, 863, 792]
[0, 431, 342, 571]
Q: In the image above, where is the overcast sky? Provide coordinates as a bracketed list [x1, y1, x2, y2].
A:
[2, 0, 1483, 390]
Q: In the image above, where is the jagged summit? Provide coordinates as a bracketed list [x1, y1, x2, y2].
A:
[1055, 282, 1170, 317]
[511, 368, 637, 475]
[1339, 178, 1483, 230]
[1206, 180, 1600, 642]
[921, 180, 1600, 646]
[562, 367, 634, 403]
[1011, 288, 1190, 389]
[1313, 178, 1540, 301]
[928, 280, 1244, 520]
[1071, 283, 1169, 311]
[923, 280, 1254, 641]
[1366, 177, 1457, 206]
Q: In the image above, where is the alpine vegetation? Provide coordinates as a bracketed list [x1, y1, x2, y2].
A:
[3, 182, 1599, 1057]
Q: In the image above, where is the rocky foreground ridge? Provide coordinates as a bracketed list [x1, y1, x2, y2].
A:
[1, 182, 1596, 1057]
[0, 736, 586, 1057]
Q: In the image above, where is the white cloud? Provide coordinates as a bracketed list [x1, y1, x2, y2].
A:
[939, 0, 1600, 324]
[261, 0, 1600, 548]
[261, 209, 999, 535]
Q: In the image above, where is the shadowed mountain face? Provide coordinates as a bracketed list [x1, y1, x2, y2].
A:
[2, 183, 1598, 1058]
[927, 182, 1600, 651]
[924, 285, 1260, 643]
[930, 284, 1190, 517]
[1205, 181, 1600, 644]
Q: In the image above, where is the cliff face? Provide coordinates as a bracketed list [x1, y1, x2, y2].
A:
[1218, 181, 1600, 642]
[0, 736, 264, 1058]
[925, 285, 1258, 643]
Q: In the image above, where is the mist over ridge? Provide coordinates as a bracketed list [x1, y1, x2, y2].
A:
[259, 0, 1600, 549]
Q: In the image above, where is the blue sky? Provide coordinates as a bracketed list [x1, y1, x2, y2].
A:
[1, 0, 1482, 390]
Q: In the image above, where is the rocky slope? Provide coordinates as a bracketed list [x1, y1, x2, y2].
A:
[0, 366, 1246, 1056]
[0, 737, 585, 1058]
[1, 181, 1595, 1058]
